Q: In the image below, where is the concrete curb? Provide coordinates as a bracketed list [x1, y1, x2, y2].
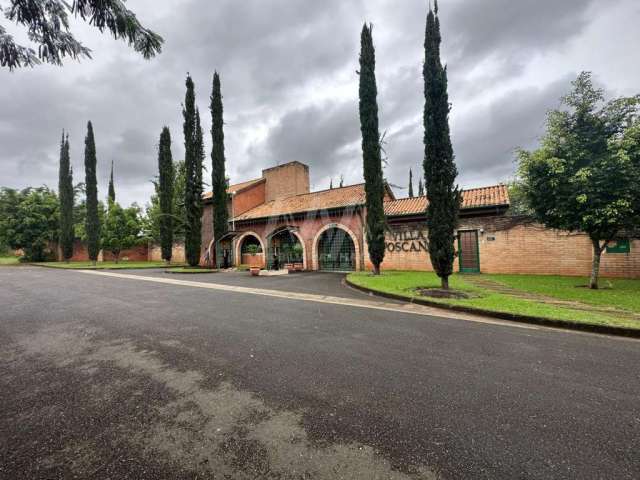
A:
[345, 278, 640, 339]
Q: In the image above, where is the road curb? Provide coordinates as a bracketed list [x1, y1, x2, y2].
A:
[344, 278, 640, 339]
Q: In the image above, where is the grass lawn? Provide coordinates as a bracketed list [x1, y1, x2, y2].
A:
[165, 267, 218, 274]
[0, 256, 20, 266]
[37, 261, 183, 270]
[347, 271, 640, 330]
[487, 274, 640, 314]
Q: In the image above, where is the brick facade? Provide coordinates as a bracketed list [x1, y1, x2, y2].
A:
[369, 216, 640, 278]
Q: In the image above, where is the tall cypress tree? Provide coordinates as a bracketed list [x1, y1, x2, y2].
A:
[108, 160, 116, 203]
[423, 1, 461, 289]
[84, 121, 100, 264]
[418, 179, 424, 197]
[183, 74, 202, 267]
[359, 23, 386, 275]
[210, 71, 229, 258]
[58, 131, 74, 262]
[408, 168, 414, 198]
[158, 126, 174, 263]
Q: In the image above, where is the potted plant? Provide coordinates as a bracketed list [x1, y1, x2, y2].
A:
[292, 243, 304, 271]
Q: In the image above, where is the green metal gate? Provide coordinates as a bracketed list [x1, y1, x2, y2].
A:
[318, 228, 355, 271]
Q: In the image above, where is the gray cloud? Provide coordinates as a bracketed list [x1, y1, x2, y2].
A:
[1, 0, 638, 207]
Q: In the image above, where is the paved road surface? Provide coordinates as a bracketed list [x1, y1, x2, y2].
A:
[1, 267, 639, 479]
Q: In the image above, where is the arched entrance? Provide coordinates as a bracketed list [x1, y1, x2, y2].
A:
[267, 227, 304, 270]
[237, 233, 265, 268]
[317, 227, 356, 271]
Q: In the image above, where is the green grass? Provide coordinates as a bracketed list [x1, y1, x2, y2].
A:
[0, 256, 20, 266]
[486, 274, 640, 313]
[37, 261, 182, 270]
[165, 267, 217, 274]
[347, 271, 640, 330]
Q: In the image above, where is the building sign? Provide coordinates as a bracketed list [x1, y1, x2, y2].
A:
[606, 239, 630, 254]
[385, 228, 429, 253]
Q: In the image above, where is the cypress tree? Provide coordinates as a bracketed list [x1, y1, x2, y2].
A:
[423, 1, 461, 289]
[158, 126, 174, 263]
[358, 23, 386, 275]
[339, 175, 344, 188]
[329, 178, 333, 189]
[84, 121, 100, 264]
[418, 179, 425, 197]
[408, 168, 414, 198]
[183, 74, 203, 267]
[108, 160, 116, 203]
[58, 131, 74, 262]
[210, 71, 229, 257]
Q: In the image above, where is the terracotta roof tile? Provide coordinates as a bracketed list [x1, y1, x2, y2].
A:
[384, 184, 509, 217]
[202, 177, 264, 200]
[234, 184, 368, 221]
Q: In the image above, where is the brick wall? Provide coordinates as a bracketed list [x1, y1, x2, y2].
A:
[262, 162, 310, 202]
[148, 242, 186, 263]
[366, 216, 640, 278]
[232, 181, 266, 216]
[60, 240, 148, 262]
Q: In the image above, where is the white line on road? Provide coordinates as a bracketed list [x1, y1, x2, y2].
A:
[77, 269, 542, 331]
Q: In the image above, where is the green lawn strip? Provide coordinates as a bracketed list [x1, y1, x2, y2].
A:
[36, 261, 183, 270]
[485, 274, 640, 314]
[165, 267, 218, 274]
[347, 271, 638, 330]
[0, 256, 20, 266]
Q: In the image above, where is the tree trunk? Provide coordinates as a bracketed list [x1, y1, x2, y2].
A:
[372, 263, 380, 275]
[91, 260, 96, 266]
[115, 252, 120, 264]
[589, 239, 603, 289]
[441, 276, 449, 290]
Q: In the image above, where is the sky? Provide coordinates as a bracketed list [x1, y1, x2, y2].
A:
[1, 0, 639, 208]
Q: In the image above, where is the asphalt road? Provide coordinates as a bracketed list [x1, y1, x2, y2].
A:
[1, 267, 639, 479]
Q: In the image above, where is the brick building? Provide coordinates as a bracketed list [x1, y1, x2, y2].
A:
[201, 161, 640, 278]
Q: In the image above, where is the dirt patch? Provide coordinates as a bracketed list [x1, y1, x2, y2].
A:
[415, 288, 472, 299]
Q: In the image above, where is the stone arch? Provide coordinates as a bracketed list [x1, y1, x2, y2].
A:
[234, 231, 265, 267]
[266, 227, 308, 270]
[312, 223, 361, 271]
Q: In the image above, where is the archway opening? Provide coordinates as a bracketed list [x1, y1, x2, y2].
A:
[317, 227, 356, 271]
[268, 229, 303, 269]
[239, 234, 264, 268]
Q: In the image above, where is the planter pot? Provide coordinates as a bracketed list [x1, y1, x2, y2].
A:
[250, 267, 261, 276]
[284, 263, 294, 271]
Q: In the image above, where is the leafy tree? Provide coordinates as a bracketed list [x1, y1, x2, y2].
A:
[183, 75, 203, 266]
[101, 200, 143, 263]
[408, 168, 414, 198]
[505, 179, 533, 216]
[423, 1, 460, 289]
[210, 71, 229, 261]
[84, 120, 100, 264]
[358, 23, 386, 275]
[108, 160, 115, 203]
[1, 0, 163, 70]
[518, 72, 640, 289]
[0, 187, 59, 261]
[58, 132, 74, 261]
[157, 126, 174, 262]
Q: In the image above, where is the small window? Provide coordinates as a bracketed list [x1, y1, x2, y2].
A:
[606, 239, 630, 254]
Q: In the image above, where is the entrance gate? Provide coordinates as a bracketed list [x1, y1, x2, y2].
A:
[318, 228, 355, 271]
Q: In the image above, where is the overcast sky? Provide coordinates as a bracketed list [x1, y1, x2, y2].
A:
[1, 0, 639, 207]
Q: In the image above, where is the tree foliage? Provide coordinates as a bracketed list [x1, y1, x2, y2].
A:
[157, 126, 174, 262]
[108, 160, 115, 203]
[408, 168, 414, 198]
[423, 1, 460, 289]
[358, 23, 386, 275]
[1, 0, 163, 70]
[183, 75, 203, 267]
[0, 187, 59, 261]
[58, 131, 74, 260]
[101, 200, 143, 262]
[84, 120, 100, 262]
[147, 160, 185, 242]
[518, 72, 640, 288]
[210, 71, 229, 255]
